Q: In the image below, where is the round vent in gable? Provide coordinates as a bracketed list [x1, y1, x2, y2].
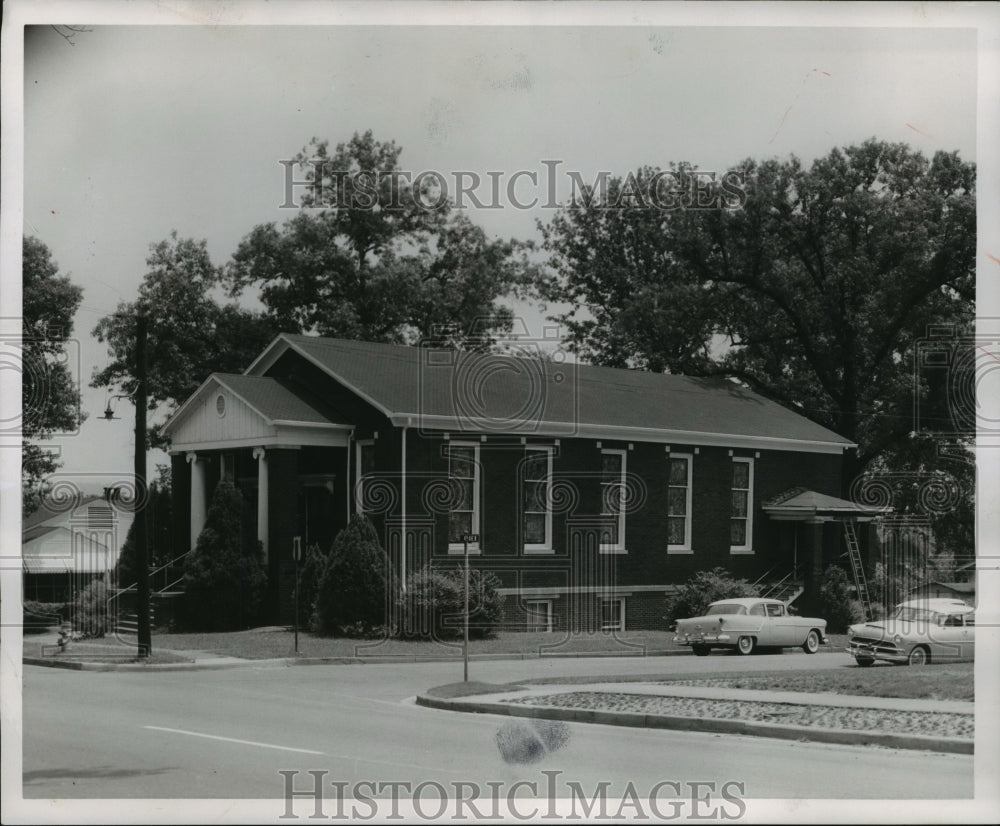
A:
[216, 394, 226, 417]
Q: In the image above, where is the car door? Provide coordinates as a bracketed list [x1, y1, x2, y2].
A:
[747, 601, 772, 644]
[765, 602, 795, 646]
[932, 613, 966, 662]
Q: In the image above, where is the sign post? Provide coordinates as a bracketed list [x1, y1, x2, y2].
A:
[460, 533, 479, 682]
[292, 536, 302, 655]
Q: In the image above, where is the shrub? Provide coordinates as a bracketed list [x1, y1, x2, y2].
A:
[181, 479, 267, 631]
[398, 564, 505, 640]
[73, 579, 112, 638]
[665, 567, 759, 625]
[312, 515, 396, 636]
[23, 601, 68, 634]
[819, 565, 864, 632]
[293, 543, 327, 630]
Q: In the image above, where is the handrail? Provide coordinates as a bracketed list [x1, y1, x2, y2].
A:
[115, 549, 192, 593]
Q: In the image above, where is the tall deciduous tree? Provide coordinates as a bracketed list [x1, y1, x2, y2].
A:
[91, 233, 278, 446]
[226, 131, 533, 349]
[536, 140, 975, 553]
[22, 236, 84, 513]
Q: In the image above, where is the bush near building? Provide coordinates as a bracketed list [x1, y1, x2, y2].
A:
[665, 567, 760, 625]
[398, 564, 505, 640]
[819, 564, 865, 632]
[312, 515, 396, 636]
[181, 479, 267, 631]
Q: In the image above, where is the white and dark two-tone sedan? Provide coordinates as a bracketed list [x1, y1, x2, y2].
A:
[846, 598, 975, 666]
[672, 598, 828, 656]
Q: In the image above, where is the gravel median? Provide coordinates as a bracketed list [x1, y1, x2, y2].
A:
[501, 691, 973, 740]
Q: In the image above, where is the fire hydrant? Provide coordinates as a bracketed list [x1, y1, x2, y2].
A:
[57, 623, 71, 652]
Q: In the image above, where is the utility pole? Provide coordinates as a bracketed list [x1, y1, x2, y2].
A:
[135, 314, 151, 657]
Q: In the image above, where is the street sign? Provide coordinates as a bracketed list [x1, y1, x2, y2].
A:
[292, 536, 302, 562]
[460, 533, 480, 543]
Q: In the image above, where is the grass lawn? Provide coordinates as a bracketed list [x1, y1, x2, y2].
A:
[526, 661, 974, 702]
[151, 628, 689, 659]
[22, 639, 194, 665]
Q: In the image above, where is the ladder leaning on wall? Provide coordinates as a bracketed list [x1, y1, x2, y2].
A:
[844, 520, 873, 621]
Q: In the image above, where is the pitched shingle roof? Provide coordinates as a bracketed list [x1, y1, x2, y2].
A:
[250, 334, 853, 450]
[214, 374, 346, 425]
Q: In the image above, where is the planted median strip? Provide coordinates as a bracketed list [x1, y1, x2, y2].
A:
[500, 691, 973, 741]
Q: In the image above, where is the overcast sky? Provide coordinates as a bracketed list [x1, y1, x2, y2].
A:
[7, 3, 992, 488]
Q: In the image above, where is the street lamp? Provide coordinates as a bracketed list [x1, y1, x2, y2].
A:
[100, 316, 150, 658]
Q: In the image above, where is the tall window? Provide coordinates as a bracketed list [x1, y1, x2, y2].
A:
[667, 454, 692, 552]
[600, 449, 626, 552]
[523, 447, 553, 552]
[355, 440, 375, 514]
[448, 443, 480, 551]
[730, 458, 754, 553]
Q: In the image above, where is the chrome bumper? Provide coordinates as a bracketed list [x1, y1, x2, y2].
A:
[673, 633, 732, 645]
[846, 640, 905, 663]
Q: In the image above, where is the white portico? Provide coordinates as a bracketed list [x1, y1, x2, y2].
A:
[163, 373, 352, 564]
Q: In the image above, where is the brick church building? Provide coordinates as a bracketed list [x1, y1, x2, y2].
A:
[163, 334, 882, 629]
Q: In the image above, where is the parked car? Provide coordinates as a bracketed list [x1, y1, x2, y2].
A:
[672, 598, 828, 656]
[846, 598, 975, 666]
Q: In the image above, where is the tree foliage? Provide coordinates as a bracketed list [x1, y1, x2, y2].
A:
[91, 233, 278, 447]
[312, 515, 396, 636]
[226, 131, 534, 349]
[536, 140, 975, 472]
[181, 478, 267, 631]
[22, 236, 84, 513]
[115, 465, 175, 589]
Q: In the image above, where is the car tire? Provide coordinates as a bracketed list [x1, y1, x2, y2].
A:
[854, 656, 875, 667]
[907, 646, 930, 666]
[736, 636, 755, 656]
[802, 630, 820, 654]
[692, 644, 710, 657]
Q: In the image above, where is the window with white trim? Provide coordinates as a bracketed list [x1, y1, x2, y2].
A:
[448, 442, 480, 551]
[667, 454, 693, 552]
[601, 597, 625, 632]
[599, 449, 626, 552]
[730, 458, 754, 553]
[355, 440, 375, 514]
[524, 599, 553, 633]
[522, 447, 553, 551]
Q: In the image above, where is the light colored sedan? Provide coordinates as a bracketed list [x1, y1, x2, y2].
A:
[846, 598, 975, 666]
[672, 597, 828, 656]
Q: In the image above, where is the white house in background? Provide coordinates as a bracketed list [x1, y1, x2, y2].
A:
[22, 492, 133, 602]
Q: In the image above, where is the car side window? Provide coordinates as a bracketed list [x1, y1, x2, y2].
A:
[766, 604, 783, 617]
[749, 603, 766, 617]
[943, 614, 963, 627]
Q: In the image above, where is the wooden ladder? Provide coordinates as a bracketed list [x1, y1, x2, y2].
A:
[844, 520, 873, 621]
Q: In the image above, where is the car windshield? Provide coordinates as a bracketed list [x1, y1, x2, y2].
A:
[890, 606, 941, 623]
[706, 604, 746, 616]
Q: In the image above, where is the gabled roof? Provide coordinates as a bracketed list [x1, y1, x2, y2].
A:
[246, 334, 855, 453]
[762, 487, 891, 520]
[163, 373, 350, 437]
[22, 494, 106, 531]
[213, 374, 340, 425]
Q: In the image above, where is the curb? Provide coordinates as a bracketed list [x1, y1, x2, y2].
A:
[414, 694, 974, 755]
[22, 645, 843, 673]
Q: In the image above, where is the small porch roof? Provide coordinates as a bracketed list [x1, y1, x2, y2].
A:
[163, 374, 352, 453]
[762, 487, 892, 522]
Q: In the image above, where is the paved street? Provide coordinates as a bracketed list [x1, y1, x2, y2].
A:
[20, 651, 973, 808]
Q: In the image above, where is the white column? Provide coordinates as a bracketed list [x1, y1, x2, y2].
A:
[187, 452, 207, 549]
[253, 447, 269, 564]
